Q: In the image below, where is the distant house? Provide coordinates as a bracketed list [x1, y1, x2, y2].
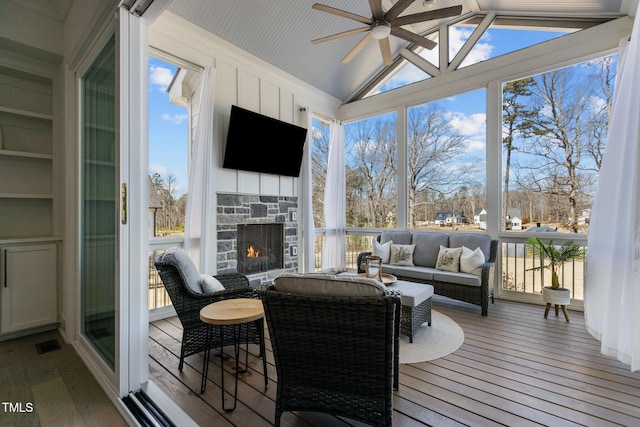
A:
[435, 210, 466, 225]
[476, 209, 487, 230]
[434, 210, 452, 225]
[578, 209, 591, 226]
[506, 208, 522, 230]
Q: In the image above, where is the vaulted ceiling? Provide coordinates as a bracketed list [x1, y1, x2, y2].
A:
[165, 0, 637, 102]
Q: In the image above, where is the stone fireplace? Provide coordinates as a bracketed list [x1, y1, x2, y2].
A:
[216, 193, 298, 287]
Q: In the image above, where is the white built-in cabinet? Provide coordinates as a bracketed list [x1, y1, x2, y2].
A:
[1, 244, 57, 334]
[0, 64, 59, 338]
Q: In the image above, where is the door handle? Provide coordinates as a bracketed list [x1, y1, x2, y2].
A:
[121, 183, 127, 225]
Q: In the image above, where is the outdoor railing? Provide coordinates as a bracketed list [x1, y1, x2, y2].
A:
[147, 229, 588, 313]
[148, 236, 183, 311]
[500, 233, 587, 301]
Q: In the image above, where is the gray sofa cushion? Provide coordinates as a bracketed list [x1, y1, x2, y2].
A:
[385, 265, 436, 281]
[412, 232, 449, 268]
[380, 231, 412, 245]
[274, 272, 387, 297]
[158, 248, 202, 294]
[433, 270, 482, 286]
[449, 233, 492, 261]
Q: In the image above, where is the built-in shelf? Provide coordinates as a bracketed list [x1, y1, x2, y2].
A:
[0, 106, 53, 121]
[0, 193, 53, 199]
[0, 149, 53, 160]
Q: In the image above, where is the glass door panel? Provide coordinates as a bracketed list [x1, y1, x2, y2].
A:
[80, 34, 117, 370]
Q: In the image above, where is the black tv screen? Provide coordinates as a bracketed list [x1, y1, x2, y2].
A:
[223, 105, 308, 177]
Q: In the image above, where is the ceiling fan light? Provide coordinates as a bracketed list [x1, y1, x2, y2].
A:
[370, 22, 391, 40]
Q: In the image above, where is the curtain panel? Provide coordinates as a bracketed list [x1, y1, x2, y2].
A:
[184, 66, 216, 272]
[321, 121, 346, 272]
[585, 4, 640, 372]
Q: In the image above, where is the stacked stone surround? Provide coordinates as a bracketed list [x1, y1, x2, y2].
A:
[216, 193, 298, 287]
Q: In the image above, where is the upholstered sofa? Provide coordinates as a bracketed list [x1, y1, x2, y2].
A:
[357, 231, 498, 316]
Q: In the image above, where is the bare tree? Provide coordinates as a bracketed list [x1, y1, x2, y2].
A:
[406, 105, 468, 228]
[519, 68, 595, 232]
[345, 117, 397, 228]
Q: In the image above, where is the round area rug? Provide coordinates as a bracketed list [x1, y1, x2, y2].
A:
[399, 310, 464, 364]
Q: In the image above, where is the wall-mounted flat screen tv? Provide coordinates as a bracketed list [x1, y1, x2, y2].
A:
[223, 105, 308, 177]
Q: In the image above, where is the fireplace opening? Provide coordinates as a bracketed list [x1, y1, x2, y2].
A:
[237, 223, 284, 274]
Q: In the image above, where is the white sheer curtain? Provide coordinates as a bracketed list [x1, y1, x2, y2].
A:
[184, 66, 216, 272]
[585, 6, 640, 372]
[321, 121, 346, 272]
[300, 107, 316, 272]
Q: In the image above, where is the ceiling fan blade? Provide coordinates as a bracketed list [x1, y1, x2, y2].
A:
[391, 27, 437, 50]
[369, 0, 384, 21]
[391, 5, 463, 27]
[379, 37, 393, 66]
[312, 3, 372, 25]
[385, 0, 416, 22]
[312, 27, 370, 44]
[342, 33, 373, 63]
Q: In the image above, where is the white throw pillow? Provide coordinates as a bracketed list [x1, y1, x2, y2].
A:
[199, 274, 225, 293]
[372, 240, 392, 263]
[390, 244, 416, 266]
[435, 246, 463, 272]
[460, 246, 485, 275]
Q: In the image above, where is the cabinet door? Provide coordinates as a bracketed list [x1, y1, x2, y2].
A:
[1, 244, 57, 334]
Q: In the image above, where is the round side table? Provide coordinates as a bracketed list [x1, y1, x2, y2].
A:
[200, 298, 268, 411]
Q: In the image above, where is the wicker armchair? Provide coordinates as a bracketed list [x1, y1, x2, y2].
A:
[154, 248, 262, 371]
[258, 273, 401, 427]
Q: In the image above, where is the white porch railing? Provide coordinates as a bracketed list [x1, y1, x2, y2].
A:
[148, 237, 183, 316]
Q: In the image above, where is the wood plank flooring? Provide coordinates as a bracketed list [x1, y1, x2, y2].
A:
[149, 297, 640, 427]
[0, 329, 127, 427]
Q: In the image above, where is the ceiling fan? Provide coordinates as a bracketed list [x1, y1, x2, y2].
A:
[312, 0, 462, 66]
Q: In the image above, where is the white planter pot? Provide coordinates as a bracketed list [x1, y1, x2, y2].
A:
[542, 286, 570, 305]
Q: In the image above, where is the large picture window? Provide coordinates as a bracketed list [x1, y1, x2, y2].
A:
[344, 112, 398, 228]
[502, 55, 617, 233]
[407, 89, 486, 230]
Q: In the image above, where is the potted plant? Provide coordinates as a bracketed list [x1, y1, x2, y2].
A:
[524, 237, 586, 320]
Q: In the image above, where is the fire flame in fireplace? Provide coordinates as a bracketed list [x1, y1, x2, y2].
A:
[247, 245, 260, 258]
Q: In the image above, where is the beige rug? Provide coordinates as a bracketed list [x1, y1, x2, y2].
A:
[399, 310, 465, 364]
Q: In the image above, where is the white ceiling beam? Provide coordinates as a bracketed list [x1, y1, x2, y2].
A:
[338, 16, 633, 121]
[400, 48, 441, 76]
[448, 11, 496, 72]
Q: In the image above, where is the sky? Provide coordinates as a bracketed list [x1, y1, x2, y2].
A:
[148, 57, 189, 197]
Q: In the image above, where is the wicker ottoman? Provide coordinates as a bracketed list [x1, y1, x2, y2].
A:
[387, 281, 433, 343]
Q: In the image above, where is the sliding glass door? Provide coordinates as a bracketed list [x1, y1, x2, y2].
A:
[79, 34, 118, 370]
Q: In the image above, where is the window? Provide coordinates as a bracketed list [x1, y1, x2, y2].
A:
[148, 57, 189, 237]
[344, 112, 398, 228]
[501, 55, 617, 232]
[407, 89, 487, 230]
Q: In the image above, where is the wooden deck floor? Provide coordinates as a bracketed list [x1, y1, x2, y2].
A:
[149, 297, 640, 427]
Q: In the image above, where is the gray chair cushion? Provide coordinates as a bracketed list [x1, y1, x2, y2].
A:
[412, 232, 449, 267]
[380, 231, 412, 245]
[449, 233, 492, 261]
[275, 272, 387, 297]
[157, 248, 203, 294]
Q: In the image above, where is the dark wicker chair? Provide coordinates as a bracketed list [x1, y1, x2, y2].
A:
[154, 250, 262, 371]
[258, 277, 401, 427]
